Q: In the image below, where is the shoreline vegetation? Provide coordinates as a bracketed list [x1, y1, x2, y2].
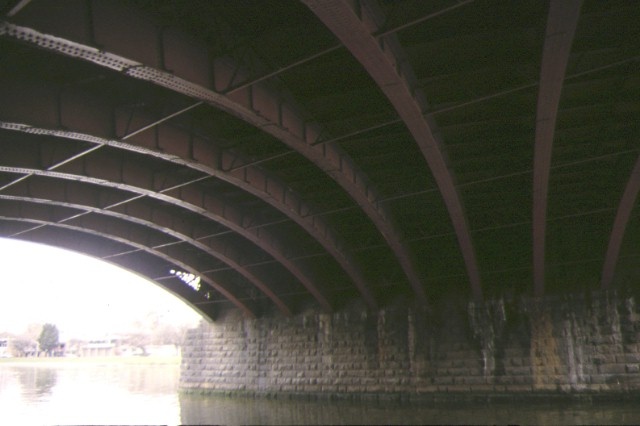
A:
[0, 354, 180, 366]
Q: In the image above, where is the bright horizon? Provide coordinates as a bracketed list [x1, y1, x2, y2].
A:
[0, 237, 203, 342]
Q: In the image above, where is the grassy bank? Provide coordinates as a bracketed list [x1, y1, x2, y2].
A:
[0, 355, 180, 366]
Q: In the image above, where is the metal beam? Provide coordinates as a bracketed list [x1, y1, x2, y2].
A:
[0, 178, 294, 316]
[303, 0, 481, 302]
[5, 0, 32, 17]
[0, 120, 353, 311]
[0, 70, 376, 309]
[0, 132, 333, 311]
[601, 155, 640, 289]
[0, 16, 407, 307]
[0, 209, 255, 318]
[224, 1, 474, 94]
[317, 54, 640, 151]
[532, 0, 583, 297]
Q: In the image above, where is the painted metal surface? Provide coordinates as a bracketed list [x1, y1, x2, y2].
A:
[0, 212, 232, 319]
[601, 156, 640, 289]
[532, 0, 582, 297]
[0, 14, 408, 307]
[0, 179, 294, 315]
[2, 202, 258, 318]
[0, 0, 636, 316]
[0, 71, 376, 309]
[303, 0, 480, 302]
[0, 131, 332, 311]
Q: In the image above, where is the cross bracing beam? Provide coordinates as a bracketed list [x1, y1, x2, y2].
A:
[0, 211, 238, 320]
[0, 11, 420, 305]
[0, 131, 333, 311]
[218, 1, 474, 95]
[311, 53, 640, 155]
[532, 0, 583, 297]
[0, 178, 294, 316]
[303, 0, 482, 302]
[0, 71, 376, 309]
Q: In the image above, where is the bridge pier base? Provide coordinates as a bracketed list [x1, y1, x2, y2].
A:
[180, 292, 640, 399]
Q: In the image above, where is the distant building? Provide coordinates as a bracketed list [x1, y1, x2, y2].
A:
[51, 342, 66, 357]
[19, 340, 40, 357]
[145, 344, 179, 357]
[44, 336, 181, 358]
[0, 338, 10, 358]
[79, 338, 117, 357]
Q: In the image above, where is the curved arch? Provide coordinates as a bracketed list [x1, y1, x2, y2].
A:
[0, 206, 254, 318]
[0, 221, 217, 321]
[0, 15, 423, 305]
[532, 0, 582, 296]
[0, 178, 293, 316]
[0, 133, 332, 311]
[0, 74, 376, 309]
[303, 0, 482, 301]
[601, 155, 640, 289]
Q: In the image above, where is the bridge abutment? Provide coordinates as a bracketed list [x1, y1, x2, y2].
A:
[180, 292, 640, 399]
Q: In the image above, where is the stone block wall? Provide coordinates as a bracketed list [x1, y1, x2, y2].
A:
[180, 292, 640, 398]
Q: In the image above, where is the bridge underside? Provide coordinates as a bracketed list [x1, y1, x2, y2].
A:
[0, 0, 639, 320]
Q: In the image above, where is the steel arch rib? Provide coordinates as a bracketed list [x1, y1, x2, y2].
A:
[303, 0, 482, 301]
[0, 146, 332, 311]
[0, 77, 376, 309]
[601, 155, 640, 289]
[0, 180, 293, 316]
[0, 17, 411, 306]
[0, 122, 340, 309]
[0, 218, 219, 321]
[0, 209, 257, 318]
[532, 0, 582, 297]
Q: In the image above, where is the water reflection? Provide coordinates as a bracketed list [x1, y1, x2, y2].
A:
[15, 366, 58, 397]
[0, 362, 180, 425]
[3, 362, 640, 425]
[179, 393, 640, 425]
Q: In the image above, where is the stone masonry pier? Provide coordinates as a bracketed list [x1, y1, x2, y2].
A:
[181, 292, 640, 400]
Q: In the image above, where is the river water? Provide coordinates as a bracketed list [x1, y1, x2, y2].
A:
[2, 361, 640, 425]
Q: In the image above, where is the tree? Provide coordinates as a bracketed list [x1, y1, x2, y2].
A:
[11, 338, 35, 357]
[37, 323, 59, 355]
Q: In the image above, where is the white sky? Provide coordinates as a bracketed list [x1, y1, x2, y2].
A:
[0, 237, 203, 341]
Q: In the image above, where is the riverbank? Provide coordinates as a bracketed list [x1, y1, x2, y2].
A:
[0, 355, 180, 366]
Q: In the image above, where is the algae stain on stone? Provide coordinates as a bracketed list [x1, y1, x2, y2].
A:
[468, 299, 505, 381]
[530, 305, 561, 390]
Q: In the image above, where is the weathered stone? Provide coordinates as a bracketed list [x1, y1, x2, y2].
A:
[627, 364, 640, 374]
[599, 363, 627, 375]
[181, 293, 640, 398]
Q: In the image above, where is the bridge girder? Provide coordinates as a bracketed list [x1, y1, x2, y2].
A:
[0, 0, 638, 317]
